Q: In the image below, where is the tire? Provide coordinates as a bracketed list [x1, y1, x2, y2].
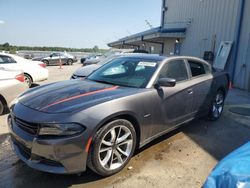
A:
[207, 90, 225, 121]
[88, 119, 137, 176]
[0, 98, 4, 115]
[24, 74, 33, 88]
[67, 59, 73, 65]
[43, 60, 49, 66]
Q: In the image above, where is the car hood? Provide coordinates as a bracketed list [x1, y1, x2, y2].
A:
[18, 79, 139, 113]
[73, 64, 101, 77]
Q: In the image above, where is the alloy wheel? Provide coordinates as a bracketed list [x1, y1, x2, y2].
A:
[98, 125, 133, 171]
[212, 92, 224, 118]
[24, 75, 32, 87]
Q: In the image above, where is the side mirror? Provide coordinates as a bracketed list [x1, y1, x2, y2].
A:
[49, 55, 52, 58]
[155, 78, 176, 88]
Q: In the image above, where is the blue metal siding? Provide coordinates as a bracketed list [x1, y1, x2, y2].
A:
[234, 0, 250, 90]
[164, 0, 239, 57]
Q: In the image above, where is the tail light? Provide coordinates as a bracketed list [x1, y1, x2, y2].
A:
[39, 63, 46, 68]
[15, 73, 25, 82]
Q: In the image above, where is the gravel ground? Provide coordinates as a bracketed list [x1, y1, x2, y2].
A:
[0, 63, 250, 188]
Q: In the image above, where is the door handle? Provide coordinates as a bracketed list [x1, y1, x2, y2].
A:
[187, 89, 193, 95]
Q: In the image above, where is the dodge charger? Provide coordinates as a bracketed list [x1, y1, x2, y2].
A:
[8, 54, 229, 176]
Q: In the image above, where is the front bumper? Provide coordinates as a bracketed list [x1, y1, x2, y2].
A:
[8, 105, 89, 174]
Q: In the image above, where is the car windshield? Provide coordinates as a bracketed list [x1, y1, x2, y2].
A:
[88, 57, 159, 88]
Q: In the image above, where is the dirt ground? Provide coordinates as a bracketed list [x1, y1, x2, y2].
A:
[1, 63, 250, 188]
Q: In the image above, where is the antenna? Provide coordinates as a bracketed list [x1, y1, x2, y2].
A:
[145, 20, 153, 29]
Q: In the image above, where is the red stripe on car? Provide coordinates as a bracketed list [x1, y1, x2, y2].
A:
[41, 86, 119, 110]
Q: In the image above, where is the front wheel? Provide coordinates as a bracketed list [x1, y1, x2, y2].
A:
[207, 90, 225, 121]
[88, 119, 136, 176]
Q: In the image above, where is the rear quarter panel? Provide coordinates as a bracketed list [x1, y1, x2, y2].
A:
[211, 71, 230, 96]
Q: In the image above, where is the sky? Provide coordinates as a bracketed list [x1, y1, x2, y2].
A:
[0, 0, 162, 49]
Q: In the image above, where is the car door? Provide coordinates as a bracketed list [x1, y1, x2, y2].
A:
[0, 55, 19, 70]
[150, 59, 195, 133]
[60, 53, 67, 64]
[186, 59, 213, 116]
[50, 53, 60, 65]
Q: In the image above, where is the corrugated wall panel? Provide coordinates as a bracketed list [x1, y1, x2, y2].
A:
[234, 0, 250, 90]
[164, 0, 239, 58]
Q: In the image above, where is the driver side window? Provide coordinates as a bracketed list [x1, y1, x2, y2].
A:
[159, 60, 189, 82]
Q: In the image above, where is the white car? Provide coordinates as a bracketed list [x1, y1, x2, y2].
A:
[0, 68, 27, 115]
[0, 53, 49, 87]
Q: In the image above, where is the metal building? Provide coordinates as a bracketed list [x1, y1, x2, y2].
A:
[108, 0, 250, 91]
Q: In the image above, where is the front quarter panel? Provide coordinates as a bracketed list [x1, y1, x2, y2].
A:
[77, 89, 159, 144]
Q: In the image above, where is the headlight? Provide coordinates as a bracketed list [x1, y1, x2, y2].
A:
[39, 123, 85, 136]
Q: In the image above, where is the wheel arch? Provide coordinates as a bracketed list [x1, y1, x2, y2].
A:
[0, 94, 8, 114]
[94, 112, 141, 149]
[217, 86, 226, 96]
[24, 72, 33, 82]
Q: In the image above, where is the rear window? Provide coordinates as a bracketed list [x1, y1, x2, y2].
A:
[188, 60, 210, 77]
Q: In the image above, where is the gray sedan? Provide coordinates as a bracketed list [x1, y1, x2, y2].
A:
[9, 54, 229, 176]
[34, 52, 77, 66]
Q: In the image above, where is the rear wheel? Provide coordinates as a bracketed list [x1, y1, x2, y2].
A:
[207, 90, 225, 121]
[43, 60, 49, 66]
[67, 59, 73, 65]
[88, 119, 136, 176]
[24, 74, 32, 88]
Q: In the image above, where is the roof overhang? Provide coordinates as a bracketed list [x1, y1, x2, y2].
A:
[108, 26, 186, 48]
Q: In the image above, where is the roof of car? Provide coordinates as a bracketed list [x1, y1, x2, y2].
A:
[115, 53, 167, 61]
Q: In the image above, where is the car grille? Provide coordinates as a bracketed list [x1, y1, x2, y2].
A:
[13, 117, 39, 135]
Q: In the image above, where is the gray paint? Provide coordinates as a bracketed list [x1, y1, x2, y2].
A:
[9, 55, 229, 175]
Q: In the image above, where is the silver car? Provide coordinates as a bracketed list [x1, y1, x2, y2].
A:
[71, 55, 122, 79]
[35, 52, 77, 66]
[0, 68, 27, 115]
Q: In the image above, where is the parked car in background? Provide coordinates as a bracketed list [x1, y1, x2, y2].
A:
[0, 67, 27, 115]
[82, 49, 148, 66]
[34, 52, 77, 66]
[23, 54, 34, 59]
[71, 55, 122, 79]
[81, 54, 103, 66]
[9, 54, 229, 176]
[0, 53, 49, 87]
